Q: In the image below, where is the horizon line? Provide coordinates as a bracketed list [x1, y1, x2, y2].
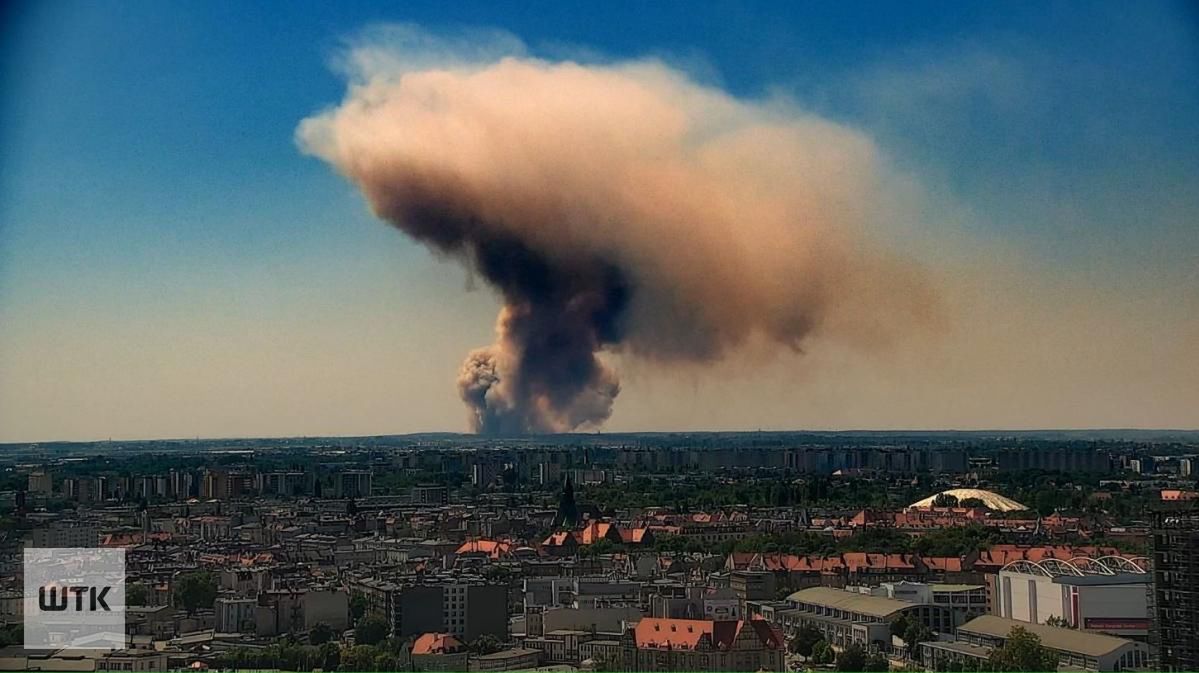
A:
[4, 426, 1199, 447]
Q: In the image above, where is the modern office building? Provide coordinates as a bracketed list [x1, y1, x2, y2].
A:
[27, 471, 52, 495]
[1152, 510, 1199, 671]
[258, 471, 315, 497]
[333, 470, 373, 498]
[412, 485, 449, 505]
[28, 522, 100, 548]
[352, 578, 507, 641]
[995, 447, 1113, 473]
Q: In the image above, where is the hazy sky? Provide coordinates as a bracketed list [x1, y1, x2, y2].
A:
[1, 0, 1197, 442]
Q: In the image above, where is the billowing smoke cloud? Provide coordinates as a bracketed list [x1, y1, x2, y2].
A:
[298, 27, 940, 434]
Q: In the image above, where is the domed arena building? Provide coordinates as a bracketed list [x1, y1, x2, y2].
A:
[909, 488, 1027, 512]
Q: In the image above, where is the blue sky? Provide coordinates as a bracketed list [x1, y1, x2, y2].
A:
[1, 1, 1197, 441]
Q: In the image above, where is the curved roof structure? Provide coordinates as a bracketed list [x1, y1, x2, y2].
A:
[1002, 556, 1148, 577]
[909, 488, 1028, 512]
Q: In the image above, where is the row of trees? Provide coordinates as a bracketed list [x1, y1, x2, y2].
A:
[584, 475, 899, 512]
[216, 642, 342, 671]
[591, 522, 1002, 559]
[788, 626, 888, 671]
[581, 465, 1179, 522]
[728, 523, 999, 558]
[930, 626, 1059, 672]
[215, 612, 503, 672]
[791, 622, 1058, 673]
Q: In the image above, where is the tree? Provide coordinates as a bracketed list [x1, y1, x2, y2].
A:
[126, 582, 151, 607]
[789, 625, 824, 657]
[987, 626, 1058, 672]
[933, 493, 960, 508]
[172, 571, 217, 614]
[580, 538, 622, 557]
[836, 644, 867, 672]
[341, 644, 379, 671]
[839, 528, 911, 554]
[350, 594, 368, 622]
[373, 651, 401, 671]
[960, 497, 985, 509]
[470, 634, 503, 655]
[903, 623, 934, 653]
[811, 640, 835, 666]
[0, 625, 23, 648]
[310, 621, 335, 645]
[912, 524, 998, 557]
[319, 641, 341, 671]
[864, 651, 890, 671]
[355, 613, 390, 646]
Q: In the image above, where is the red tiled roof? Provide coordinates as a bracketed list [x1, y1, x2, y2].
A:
[921, 557, 965, 572]
[635, 618, 784, 651]
[456, 539, 511, 559]
[620, 527, 651, 544]
[542, 531, 576, 547]
[636, 618, 711, 650]
[579, 521, 617, 545]
[747, 617, 786, 650]
[412, 632, 464, 655]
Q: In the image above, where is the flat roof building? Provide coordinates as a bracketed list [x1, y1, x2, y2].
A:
[921, 615, 1150, 672]
[776, 587, 954, 652]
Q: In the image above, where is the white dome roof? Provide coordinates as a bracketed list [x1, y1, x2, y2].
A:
[909, 488, 1027, 512]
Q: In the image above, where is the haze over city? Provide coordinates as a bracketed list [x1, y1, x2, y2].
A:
[6, 4, 1199, 671]
[2, 1, 1198, 442]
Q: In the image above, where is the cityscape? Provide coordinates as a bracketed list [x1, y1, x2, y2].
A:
[0, 431, 1197, 671]
[2, 1, 1198, 672]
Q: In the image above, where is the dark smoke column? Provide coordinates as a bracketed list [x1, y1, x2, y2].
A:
[453, 236, 629, 434]
[362, 181, 631, 434]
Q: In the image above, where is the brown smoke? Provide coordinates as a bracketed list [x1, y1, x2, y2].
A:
[298, 35, 940, 434]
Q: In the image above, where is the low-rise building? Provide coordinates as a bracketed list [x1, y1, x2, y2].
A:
[411, 632, 468, 672]
[97, 649, 169, 672]
[28, 523, 99, 548]
[215, 597, 256, 633]
[776, 587, 955, 651]
[470, 647, 541, 672]
[617, 617, 785, 672]
[850, 581, 988, 626]
[919, 615, 1150, 672]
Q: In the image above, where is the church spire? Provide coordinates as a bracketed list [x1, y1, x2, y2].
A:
[553, 475, 578, 529]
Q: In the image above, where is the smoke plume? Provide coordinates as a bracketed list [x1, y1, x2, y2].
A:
[298, 28, 940, 434]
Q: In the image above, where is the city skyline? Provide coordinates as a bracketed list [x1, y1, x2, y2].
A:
[2, 1, 1198, 442]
